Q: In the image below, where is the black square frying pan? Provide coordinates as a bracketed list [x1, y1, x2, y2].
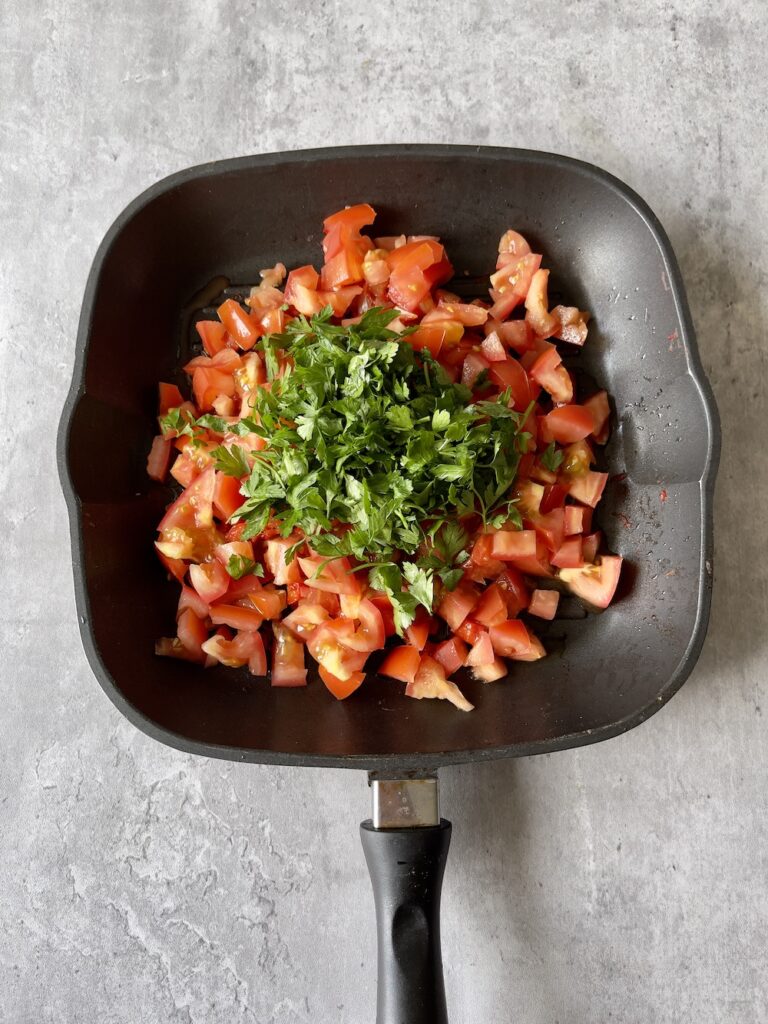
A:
[58, 146, 719, 1022]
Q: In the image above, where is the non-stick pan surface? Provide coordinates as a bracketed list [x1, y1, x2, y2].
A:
[58, 145, 719, 769]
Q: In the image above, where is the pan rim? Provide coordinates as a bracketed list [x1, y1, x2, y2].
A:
[57, 144, 720, 770]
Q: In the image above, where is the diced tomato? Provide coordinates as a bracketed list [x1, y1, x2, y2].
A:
[192, 366, 237, 411]
[213, 472, 245, 521]
[544, 405, 595, 444]
[405, 607, 433, 652]
[509, 635, 547, 662]
[491, 529, 537, 560]
[455, 619, 487, 645]
[156, 636, 204, 662]
[176, 609, 208, 662]
[343, 599, 386, 653]
[248, 586, 287, 620]
[461, 350, 490, 389]
[494, 319, 535, 353]
[319, 285, 363, 316]
[271, 624, 307, 687]
[559, 555, 622, 609]
[158, 382, 184, 414]
[569, 471, 609, 508]
[471, 658, 508, 682]
[524, 269, 558, 337]
[529, 344, 573, 403]
[429, 300, 488, 327]
[480, 331, 507, 362]
[497, 230, 531, 258]
[368, 591, 397, 637]
[155, 545, 187, 582]
[164, 466, 216, 531]
[437, 583, 480, 631]
[196, 320, 229, 356]
[473, 584, 508, 627]
[560, 439, 595, 478]
[177, 584, 210, 620]
[379, 644, 422, 684]
[551, 537, 584, 569]
[582, 531, 601, 563]
[503, 536, 553, 577]
[495, 568, 530, 617]
[147, 435, 172, 482]
[247, 631, 268, 676]
[209, 603, 264, 631]
[318, 665, 365, 700]
[488, 358, 532, 411]
[564, 505, 586, 535]
[465, 632, 496, 668]
[201, 629, 263, 669]
[489, 253, 542, 320]
[529, 508, 565, 553]
[214, 540, 254, 566]
[433, 637, 468, 676]
[515, 480, 545, 516]
[189, 559, 230, 604]
[528, 589, 559, 620]
[298, 555, 361, 596]
[307, 621, 368, 681]
[552, 305, 589, 347]
[408, 325, 445, 358]
[222, 573, 263, 602]
[265, 536, 302, 586]
[405, 655, 474, 712]
[323, 203, 376, 235]
[584, 390, 611, 443]
[540, 483, 568, 515]
[217, 299, 260, 351]
[489, 619, 533, 658]
[283, 602, 330, 639]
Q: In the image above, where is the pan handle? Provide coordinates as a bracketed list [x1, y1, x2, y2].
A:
[360, 775, 451, 1024]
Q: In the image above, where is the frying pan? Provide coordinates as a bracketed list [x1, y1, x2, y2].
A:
[58, 145, 719, 1022]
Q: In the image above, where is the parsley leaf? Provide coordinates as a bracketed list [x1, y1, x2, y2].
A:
[540, 441, 564, 473]
[225, 554, 263, 580]
[212, 444, 250, 478]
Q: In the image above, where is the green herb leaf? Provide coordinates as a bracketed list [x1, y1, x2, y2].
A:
[540, 441, 564, 473]
[225, 554, 263, 580]
[212, 444, 250, 478]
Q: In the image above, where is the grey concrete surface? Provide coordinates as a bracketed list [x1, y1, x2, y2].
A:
[1, 1, 767, 1021]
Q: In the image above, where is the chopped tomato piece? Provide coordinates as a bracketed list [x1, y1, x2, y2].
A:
[461, 350, 490, 389]
[489, 619, 533, 658]
[379, 644, 422, 684]
[488, 358, 532, 411]
[196, 320, 229, 356]
[189, 559, 230, 604]
[544, 405, 595, 444]
[433, 637, 469, 676]
[217, 299, 260, 351]
[491, 529, 537, 560]
[559, 555, 622, 609]
[404, 607, 433, 652]
[307, 621, 368, 680]
[247, 586, 287, 620]
[564, 505, 586, 535]
[177, 584, 210, 620]
[319, 665, 365, 700]
[540, 483, 568, 515]
[405, 655, 474, 712]
[552, 305, 589, 347]
[480, 331, 507, 362]
[584, 390, 611, 443]
[489, 253, 541, 319]
[282, 602, 330, 639]
[528, 589, 559, 620]
[271, 624, 307, 686]
[509, 635, 547, 662]
[473, 584, 508, 627]
[495, 568, 530, 617]
[158, 382, 184, 414]
[298, 555, 361, 595]
[209, 603, 264, 631]
[213, 472, 245, 521]
[147, 435, 172, 482]
[471, 658, 508, 682]
[437, 583, 480, 631]
[569, 471, 609, 508]
[465, 633, 496, 668]
[343, 599, 386, 653]
[176, 609, 208, 662]
[201, 629, 264, 669]
[455, 618, 487, 645]
[368, 591, 397, 637]
[524, 269, 558, 337]
[582, 531, 601, 563]
[551, 536, 584, 569]
[265, 536, 302, 586]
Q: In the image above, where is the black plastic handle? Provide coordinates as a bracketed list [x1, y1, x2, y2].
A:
[360, 819, 452, 1024]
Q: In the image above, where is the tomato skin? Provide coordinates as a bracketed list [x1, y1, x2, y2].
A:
[584, 390, 611, 443]
[551, 537, 584, 569]
[497, 230, 531, 258]
[323, 203, 376, 234]
[437, 583, 480, 631]
[379, 645, 422, 684]
[222, 573, 263, 602]
[509, 635, 546, 662]
[176, 609, 208, 661]
[495, 568, 530, 617]
[217, 299, 260, 351]
[213, 472, 245, 522]
[408, 325, 445, 358]
[433, 637, 468, 676]
[582, 531, 601, 564]
[318, 665, 365, 700]
[404, 607, 433, 652]
[406, 655, 474, 712]
[528, 589, 559, 620]
[529, 344, 573, 403]
[271, 624, 308, 687]
[189, 559, 230, 604]
[564, 505, 586, 535]
[489, 619, 533, 658]
[147, 435, 172, 482]
[454, 618, 486, 645]
[545, 405, 595, 444]
[196, 320, 229, 356]
[201, 629, 263, 669]
[461, 351, 490, 389]
[368, 591, 396, 637]
[473, 584, 508, 628]
[158, 382, 184, 414]
[529, 508, 565, 554]
[246, 631, 268, 676]
[343, 599, 386, 653]
[488, 358, 532, 411]
[540, 483, 568, 515]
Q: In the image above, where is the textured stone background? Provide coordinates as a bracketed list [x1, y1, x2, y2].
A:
[2, 1, 767, 1021]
